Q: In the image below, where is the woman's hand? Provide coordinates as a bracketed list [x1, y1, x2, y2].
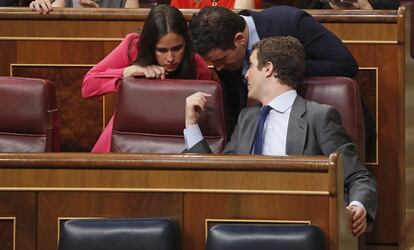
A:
[123, 65, 166, 79]
[30, 0, 53, 14]
[79, 0, 100, 8]
[352, 0, 373, 9]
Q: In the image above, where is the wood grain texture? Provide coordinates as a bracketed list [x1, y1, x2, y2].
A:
[0, 219, 13, 250]
[37, 192, 183, 250]
[11, 66, 102, 151]
[0, 153, 331, 192]
[183, 193, 330, 250]
[0, 192, 36, 250]
[0, 153, 354, 250]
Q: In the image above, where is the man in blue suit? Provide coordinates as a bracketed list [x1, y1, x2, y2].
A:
[189, 6, 358, 133]
[184, 36, 377, 237]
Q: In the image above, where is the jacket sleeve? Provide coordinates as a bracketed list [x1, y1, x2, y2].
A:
[319, 106, 377, 222]
[194, 53, 214, 81]
[81, 33, 139, 98]
[183, 139, 213, 153]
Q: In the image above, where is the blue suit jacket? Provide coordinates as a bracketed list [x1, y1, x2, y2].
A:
[218, 6, 358, 134]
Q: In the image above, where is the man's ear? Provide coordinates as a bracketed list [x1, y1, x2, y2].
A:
[264, 61, 275, 77]
[234, 32, 247, 46]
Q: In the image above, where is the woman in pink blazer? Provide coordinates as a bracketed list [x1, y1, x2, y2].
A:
[82, 5, 213, 152]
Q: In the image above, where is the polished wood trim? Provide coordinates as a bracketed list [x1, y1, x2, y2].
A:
[343, 40, 398, 44]
[0, 217, 16, 250]
[11, 63, 95, 67]
[0, 37, 123, 41]
[0, 187, 330, 195]
[0, 7, 399, 23]
[0, 153, 329, 171]
[0, 153, 333, 193]
[402, 3, 413, 249]
[334, 154, 357, 250]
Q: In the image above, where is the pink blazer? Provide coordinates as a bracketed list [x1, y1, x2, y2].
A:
[82, 33, 213, 152]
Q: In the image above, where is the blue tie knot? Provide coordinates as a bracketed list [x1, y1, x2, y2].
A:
[259, 105, 272, 118]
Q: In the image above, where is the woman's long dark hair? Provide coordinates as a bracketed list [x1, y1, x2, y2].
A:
[132, 5, 195, 79]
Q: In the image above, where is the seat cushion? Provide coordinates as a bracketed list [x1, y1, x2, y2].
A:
[59, 218, 179, 250]
[206, 224, 325, 250]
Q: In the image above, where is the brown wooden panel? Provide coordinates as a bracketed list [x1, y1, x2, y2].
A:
[355, 69, 377, 163]
[0, 219, 13, 250]
[349, 44, 400, 244]
[11, 66, 102, 151]
[0, 20, 138, 38]
[323, 23, 398, 42]
[183, 193, 330, 250]
[0, 41, 16, 76]
[14, 40, 119, 64]
[0, 192, 36, 250]
[37, 192, 183, 250]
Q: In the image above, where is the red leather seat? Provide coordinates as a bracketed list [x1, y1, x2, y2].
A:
[0, 77, 60, 152]
[111, 78, 226, 153]
[298, 76, 365, 162]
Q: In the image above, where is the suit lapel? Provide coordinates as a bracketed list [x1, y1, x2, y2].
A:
[239, 107, 260, 154]
[286, 96, 308, 155]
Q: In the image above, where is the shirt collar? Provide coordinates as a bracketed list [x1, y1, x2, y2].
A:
[241, 15, 260, 76]
[241, 15, 260, 53]
[267, 90, 297, 113]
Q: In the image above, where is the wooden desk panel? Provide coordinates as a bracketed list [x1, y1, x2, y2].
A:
[184, 193, 330, 250]
[0, 153, 355, 250]
[0, 192, 36, 250]
[37, 192, 183, 250]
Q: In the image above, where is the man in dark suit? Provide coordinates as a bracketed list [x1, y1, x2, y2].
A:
[183, 36, 377, 237]
[189, 6, 358, 133]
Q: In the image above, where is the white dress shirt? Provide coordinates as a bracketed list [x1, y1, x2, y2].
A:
[240, 15, 260, 76]
[259, 90, 296, 155]
[183, 89, 366, 212]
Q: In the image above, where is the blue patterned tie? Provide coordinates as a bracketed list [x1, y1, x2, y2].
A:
[253, 105, 272, 155]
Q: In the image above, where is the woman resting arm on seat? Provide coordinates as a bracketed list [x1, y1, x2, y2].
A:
[81, 5, 213, 153]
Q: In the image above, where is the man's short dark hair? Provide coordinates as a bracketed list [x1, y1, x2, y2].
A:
[252, 36, 305, 88]
[189, 6, 246, 56]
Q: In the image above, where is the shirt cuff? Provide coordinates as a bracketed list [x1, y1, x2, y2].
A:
[349, 200, 366, 213]
[183, 124, 204, 149]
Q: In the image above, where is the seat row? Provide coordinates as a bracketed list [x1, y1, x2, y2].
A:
[59, 218, 325, 250]
[0, 75, 365, 160]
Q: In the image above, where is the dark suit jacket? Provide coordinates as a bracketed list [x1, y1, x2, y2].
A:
[219, 6, 358, 134]
[185, 95, 377, 222]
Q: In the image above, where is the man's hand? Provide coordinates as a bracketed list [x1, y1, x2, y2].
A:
[346, 205, 367, 237]
[123, 65, 165, 79]
[30, 0, 53, 14]
[185, 92, 211, 128]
